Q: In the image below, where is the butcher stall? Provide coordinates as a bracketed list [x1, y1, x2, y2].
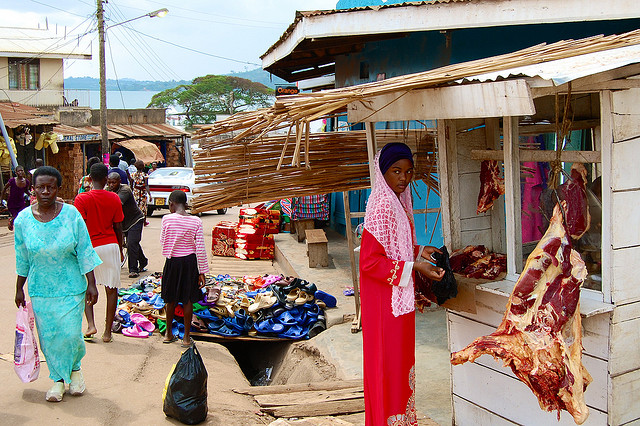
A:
[191, 30, 640, 425]
[344, 36, 639, 425]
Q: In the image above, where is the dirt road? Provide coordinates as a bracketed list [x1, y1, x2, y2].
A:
[0, 207, 277, 425]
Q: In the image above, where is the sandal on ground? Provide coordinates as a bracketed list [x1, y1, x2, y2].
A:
[69, 370, 86, 396]
[46, 382, 65, 402]
[181, 338, 194, 348]
[163, 335, 178, 344]
[128, 272, 140, 278]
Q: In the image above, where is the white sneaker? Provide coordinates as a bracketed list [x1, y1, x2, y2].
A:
[69, 370, 86, 396]
[46, 382, 65, 402]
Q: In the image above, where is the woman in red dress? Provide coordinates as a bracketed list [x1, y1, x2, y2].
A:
[359, 143, 444, 425]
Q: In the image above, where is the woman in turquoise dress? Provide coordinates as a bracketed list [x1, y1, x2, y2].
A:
[14, 166, 102, 403]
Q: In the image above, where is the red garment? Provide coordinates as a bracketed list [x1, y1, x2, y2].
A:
[74, 189, 124, 248]
[360, 229, 418, 426]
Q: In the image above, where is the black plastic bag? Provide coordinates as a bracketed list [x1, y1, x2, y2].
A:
[431, 246, 457, 305]
[163, 343, 208, 424]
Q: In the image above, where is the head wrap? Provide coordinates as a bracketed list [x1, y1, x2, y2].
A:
[364, 148, 416, 317]
[379, 142, 414, 175]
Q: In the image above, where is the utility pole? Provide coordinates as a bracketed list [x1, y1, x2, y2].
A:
[97, 0, 109, 162]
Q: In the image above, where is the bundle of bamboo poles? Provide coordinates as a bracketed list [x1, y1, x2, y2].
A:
[191, 129, 437, 212]
[193, 29, 640, 146]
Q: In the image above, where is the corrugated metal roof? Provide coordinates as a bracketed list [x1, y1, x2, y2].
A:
[462, 43, 640, 85]
[0, 26, 92, 59]
[0, 101, 58, 128]
[262, 1, 471, 59]
[79, 123, 187, 141]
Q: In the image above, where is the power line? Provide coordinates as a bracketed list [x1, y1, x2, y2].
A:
[126, 27, 261, 67]
[29, 0, 93, 19]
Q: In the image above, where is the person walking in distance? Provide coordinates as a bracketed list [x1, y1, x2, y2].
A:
[106, 172, 148, 278]
[74, 163, 124, 342]
[160, 190, 209, 348]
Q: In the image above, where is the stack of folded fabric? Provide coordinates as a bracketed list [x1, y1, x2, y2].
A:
[235, 223, 275, 260]
[212, 221, 238, 257]
[239, 207, 280, 234]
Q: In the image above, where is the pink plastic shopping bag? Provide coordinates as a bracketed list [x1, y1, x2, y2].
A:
[14, 302, 40, 383]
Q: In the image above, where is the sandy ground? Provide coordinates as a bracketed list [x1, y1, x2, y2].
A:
[0, 206, 280, 425]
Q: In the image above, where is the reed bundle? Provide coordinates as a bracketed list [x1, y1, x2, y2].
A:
[191, 129, 436, 212]
[194, 29, 640, 148]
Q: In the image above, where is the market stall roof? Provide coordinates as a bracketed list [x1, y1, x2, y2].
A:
[0, 102, 58, 128]
[81, 123, 187, 141]
[53, 124, 100, 142]
[0, 26, 92, 60]
[262, 0, 640, 81]
[115, 139, 165, 165]
[198, 28, 640, 144]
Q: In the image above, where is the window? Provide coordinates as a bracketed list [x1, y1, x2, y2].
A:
[8, 58, 40, 90]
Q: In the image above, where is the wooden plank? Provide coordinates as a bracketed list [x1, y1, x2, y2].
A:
[458, 173, 483, 219]
[452, 361, 608, 426]
[610, 368, 640, 426]
[611, 191, 640, 249]
[609, 316, 640, 376]
[254, 388, 364, 407]
[611, 246, 640, 305]
[365, 122, 377, 187]
[437, 119, 461, 249]
[262, 398, 365, 418]
[517, 119, 600, 135]
[612, 299, 640, 324]
[347, 80, 535, 122]
[531, 79, 640, 98]
[503, 116, 523, 278]
[448, 313, 608, 412]
[305, 229, 328, 244]
[190, 331, 288, 343]
[441, 279, 477, 315]
[612, 114, 640, 142]
[611, 87, 640, 115]
[600, 91, 614, 304]
[342, 191, 361, 326]
[452, 395, 518, 426]
[233, 379, 363, 396]
[485, 118, 506, 254]
[611, 137, 640, 191]
[460, 216, 491, 233]
[470, 149, 601, 163]
[456, 126, 486, 175]
[460, 229, 493, 248]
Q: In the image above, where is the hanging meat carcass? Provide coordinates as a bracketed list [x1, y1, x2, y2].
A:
[477, 160, 505, 214]
[540, 163, 591, 240]
[451, 202, 591, 425]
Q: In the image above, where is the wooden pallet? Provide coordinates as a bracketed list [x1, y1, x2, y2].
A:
[234, 379, 365, 418]
[190, 331, 289, 343]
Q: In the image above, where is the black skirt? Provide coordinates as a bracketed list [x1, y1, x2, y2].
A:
[161, 254, 202, 304]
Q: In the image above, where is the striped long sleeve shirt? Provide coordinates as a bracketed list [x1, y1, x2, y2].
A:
[160, 213, 210, 274]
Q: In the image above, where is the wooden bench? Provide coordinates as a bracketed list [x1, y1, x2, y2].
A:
[305, 229, 329, 268]
[292, 219, 315, 242]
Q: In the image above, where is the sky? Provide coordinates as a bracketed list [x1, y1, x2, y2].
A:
[1, 0, 338, 81]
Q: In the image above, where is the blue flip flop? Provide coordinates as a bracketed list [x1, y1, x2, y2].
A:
[208, 323, 242, 337]
[205, 317, 226, 333]
[277, 310, 299, 326]
[123, 293, 142, 304]
[314, 290, 337, 308]
[254, 319, 285, 335]
[278, 324, 308, 340]
[195, 308, 219, 322]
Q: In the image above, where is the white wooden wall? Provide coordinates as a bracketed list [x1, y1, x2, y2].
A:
[605, 88, 640, 426]
[444, 115, 612, 425]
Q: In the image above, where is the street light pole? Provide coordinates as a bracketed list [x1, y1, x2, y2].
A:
[96, 3, 168, 163]
[97, 0, 109, 161]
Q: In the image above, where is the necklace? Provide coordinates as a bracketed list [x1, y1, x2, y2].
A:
[35, 202, 59, 223]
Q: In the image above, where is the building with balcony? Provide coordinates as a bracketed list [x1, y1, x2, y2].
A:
[0, 26, 92, 108]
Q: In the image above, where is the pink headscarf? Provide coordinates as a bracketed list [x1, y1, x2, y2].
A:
[364, 149, 416, 317]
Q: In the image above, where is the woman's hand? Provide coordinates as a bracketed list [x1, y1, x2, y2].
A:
[198, 274, 206, 289]
[15, 287, 25, 308]
[85, 271, 98, 305]
[420, 246, 442, 263]
[414, 261, 445, 281]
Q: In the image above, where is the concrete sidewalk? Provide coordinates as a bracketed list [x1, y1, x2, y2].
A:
[273, 227, 452, 426]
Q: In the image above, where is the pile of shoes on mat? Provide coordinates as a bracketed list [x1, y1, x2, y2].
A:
[192, 274, 336, 340]
[112, 273, 337, 341]
[113, 273, 165, 338]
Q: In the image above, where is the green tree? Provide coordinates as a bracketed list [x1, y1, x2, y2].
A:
[147, 75, 274, 128]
